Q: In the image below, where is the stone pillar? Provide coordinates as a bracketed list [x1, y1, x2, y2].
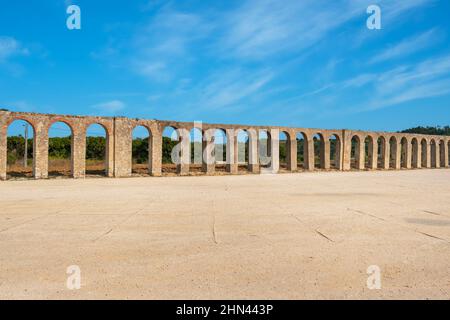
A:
[177, 128, 190, 175]
[150, 130, 162, 176]
[435, 142, 441, 168]
[342, 130, 351, 171]
[322, 139, 329, 170]
[334, 135, 343, 170]
[113, 117, 132, 177]
[226, 129, 238, 174]
[33, 120, 49, 179]
[356, 139, 365, 170]
[287, 134, 297, 171]
[405, 140, 412, 169]
[369, 139, 378, 170]
[412, 141, 420, 168]
[202, 129, 215, 174]
[394, 141, 401, 169]
[72, 128, 86, 178]
[306, 137, 315, 171]
[270, 129, 279, 174]
[247, 129, 259, 173]
[425, 142, 431, 168]
[319, 139, 330, 169]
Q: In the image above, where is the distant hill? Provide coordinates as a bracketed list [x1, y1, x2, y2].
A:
[400, 126, 450, 136]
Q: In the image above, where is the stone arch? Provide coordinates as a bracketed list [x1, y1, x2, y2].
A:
[214, 128, 228, 172]
[131, 124, 153, 176]
[420, 138, 428, 168]
[411, 137, 419, 168]
[85, 122, 109, 176]
[430, 139, 437, 168]
[296, 132, 308, 170]
[189, 127, 203, 173]
[6, 119, 36, 179]
[439, 139, 445, 167]
[48, 120, 74, 178]
[313, 133, 325, 169]
[448, 140, 450, 167]
[279, 131, 290, 171]
[259, 129, 272, 169]
[162, 125, 180, 174]
[237, 129, 250, 173]
[329, 133, 341, 170]
[364, 135, 376, 169]
[377, 136, 387, 169]
[389, 136, 398, 169]
[350, 135, 362, 169]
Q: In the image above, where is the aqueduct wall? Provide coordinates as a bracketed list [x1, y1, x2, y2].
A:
[1, 110, 449, 180]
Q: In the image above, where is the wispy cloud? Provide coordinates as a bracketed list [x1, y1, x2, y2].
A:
[91, 100, 126, 114]
[0, 36, 29, 62]
[89, 0, 443, 123]
[219, 0, 363, 59]
[370, 29, 441, 64]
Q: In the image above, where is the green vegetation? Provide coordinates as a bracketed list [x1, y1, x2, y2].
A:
[6, 136, 33, 165]
[399, 126, 450, 136]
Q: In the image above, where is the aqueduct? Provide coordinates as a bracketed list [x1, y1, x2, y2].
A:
[1, 110, 449, 180]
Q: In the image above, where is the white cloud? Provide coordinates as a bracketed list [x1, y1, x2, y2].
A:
[196, 69, 274, 110]
[0, 36, 29, 62]
[370, 29, 440, 64]
[219, 0, 363, 59]
[91, 100, 126, 114]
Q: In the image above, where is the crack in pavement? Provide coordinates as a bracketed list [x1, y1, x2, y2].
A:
[0, 209, 66, 233]
[92, 208, 144, 242]
[290, 214, 334, 243]
[211, 213, 218, 244]
[346, 208, 450, 244]
[416, 231, 450, 243]
[347, 208, 386, 221]
[314, 229, 334, 242]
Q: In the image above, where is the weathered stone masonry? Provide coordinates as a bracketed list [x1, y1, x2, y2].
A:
[0, 110, 449, 180]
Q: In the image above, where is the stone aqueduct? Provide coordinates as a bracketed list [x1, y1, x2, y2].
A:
[0, 110, 449, 180]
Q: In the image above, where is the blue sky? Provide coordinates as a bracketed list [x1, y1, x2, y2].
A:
[1, 0, 450, 135]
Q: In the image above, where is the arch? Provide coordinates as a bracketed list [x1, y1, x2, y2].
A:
[85, 123, 108, 176]
[258, 129, 271, 169]
[350, 135, 361, 170]
[448, 140, 450, 167]
[214, 128, 227, 172]
[377, 136, 387, 169]
[439, 140, 445, 167]
[313, 133, 325, 169]
[400, 137, 409, 169]
[430, 139, 437, 168]
[48, 121, 73, 178]
[189, 127, 203, 173]
[421, 138, 428, 168]
[6, 119, 36, 179]
[279, 131, 290, 171]
[389, 136, 398, 169]
[296, 132, 308, 170]
[162, 126, 179, 174]
[364, 135, 376, 169]
[237, 129, 250, 173]
[411, 138, 419, 168]
[328, 133, 341, 170]
[132, 125, 152, 176]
